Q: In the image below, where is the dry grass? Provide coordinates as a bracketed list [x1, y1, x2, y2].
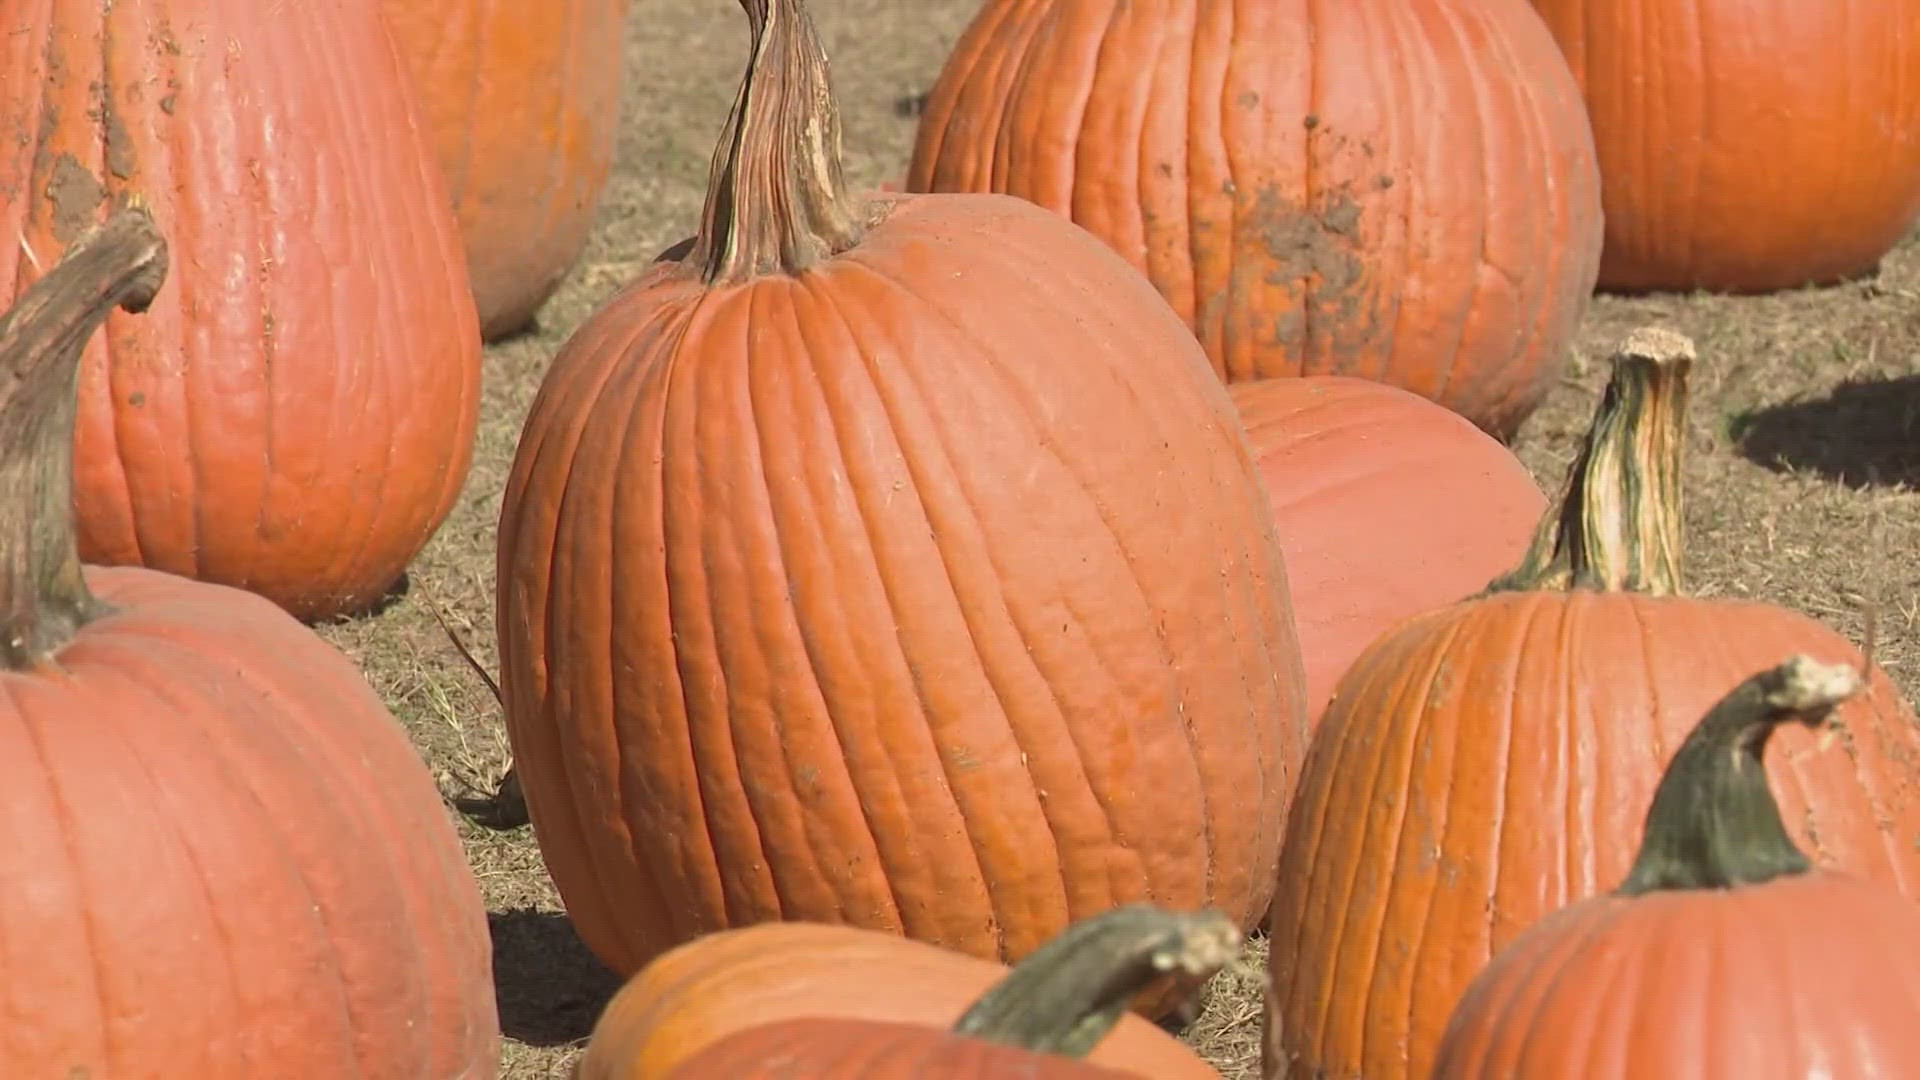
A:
[307, 3, 1920, 1076]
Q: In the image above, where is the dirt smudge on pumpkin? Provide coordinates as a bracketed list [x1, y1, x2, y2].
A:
[104, 109, 138, 181]
[46, 154, 106, 243]
[1240, 186, 1372, 360]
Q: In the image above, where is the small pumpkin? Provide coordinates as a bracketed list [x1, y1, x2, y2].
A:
[908, 0, 1604, 439]
[381, 0, 628, 338]
[584, 905, 1234, 1079]
[1229, 377, 1545, 723]
[1, 0, 482, 620]
[1433, 654, 1920, 1078]
[0, 206, 497, 1077]
[1263, 327, 1920, 1080]
[1529, 0, 1920, 292]
[495, 0, 1307, 980]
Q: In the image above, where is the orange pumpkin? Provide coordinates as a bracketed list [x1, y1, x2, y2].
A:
[1230, 377, 1544, 723]
[381, 0, 627, 338]
[1, 0, 482, 620]
[495, 0, 1307, 983]
[0, 207, 496, 1077]
[1530, 0, 1920, 292]
[666, 1018, 1141, 1078]
[1263, 328, 1920, 1079]
[908, 0, 1604, 440]
[1433, 655, 1920, 1079]
[583, 905, 1234, 1079]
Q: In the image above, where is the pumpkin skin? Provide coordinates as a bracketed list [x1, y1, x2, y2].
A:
[908, 0, 1604, 440]
[576, 921, 1219, 1079]
[1529, 0, 1920, 292]
[0, 207, 498, 1077]
[1431, 656, 1920, 1079]
[496, 0, 1307, 980]
[1432, 873, 1920, 1078]
[1229, 377, 1544, 723]
[381, 0, 627, 338]
[0, 0, 483, 620]
[663, 1016, 1144, 1079]
[2, 568, 502, 1075]
[1263, 331, 1920, 1080]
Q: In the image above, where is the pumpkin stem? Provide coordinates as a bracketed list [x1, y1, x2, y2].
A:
[688, 0, 865, 284]
[952, 904, 1241, 1058]
[1487, 327, 1695, 596]
[0, 201, 168, 670]
[1616, 655, 1860, 896]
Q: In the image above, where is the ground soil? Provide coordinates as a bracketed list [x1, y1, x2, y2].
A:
[313, 3, 1920, 1076]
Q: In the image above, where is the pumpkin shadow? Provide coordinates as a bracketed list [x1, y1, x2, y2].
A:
[1730, 373, 1920, 489]
[489, 908, 624, 1047]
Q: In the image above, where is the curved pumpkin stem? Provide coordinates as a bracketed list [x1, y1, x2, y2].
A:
[953, 904, 1241, 1058]
[1488, 326, 1695, 596]
[0, 201, 169, 670]
[1617, 655, 1860, 896]
[689, 0, 866, 284]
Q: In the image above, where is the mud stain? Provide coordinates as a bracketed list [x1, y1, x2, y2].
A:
[1244, 185, 1372, 356]
[47, 154, 106, 243]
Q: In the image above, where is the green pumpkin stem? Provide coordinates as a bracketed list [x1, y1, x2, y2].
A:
[0, 202, 168, 670]
[1616, 655, 1860, 896]
[689, 0, 865, 284]
[1488, 327, 1695, 596]
[952, 904, 1242, 1058]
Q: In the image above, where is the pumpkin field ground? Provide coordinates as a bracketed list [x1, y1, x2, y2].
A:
[310, 4, 1920, 1076]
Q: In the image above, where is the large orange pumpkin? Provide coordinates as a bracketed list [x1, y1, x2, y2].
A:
[1229, 377, 1544, 723]
[1529, 0, 1920, 292]
[581, 906, 1234, 1079]
[381, 0, 627, 339]
[1263, 328, 1920, 1080]
[1, 0, 482, 620]
[1433, 655, 1920, 1079]
[0, 207, 497, 1077]
[495, 0, 1307, 981]
[666, 1018, 1142, 1079]
[908, 0, 1604, 440]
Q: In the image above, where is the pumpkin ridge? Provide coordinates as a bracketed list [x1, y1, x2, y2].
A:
[790, 274, 1029, 945]
[583, 294, 705, 958]
[126, 608, 483, 1065]
[830, 243, 1213, 855]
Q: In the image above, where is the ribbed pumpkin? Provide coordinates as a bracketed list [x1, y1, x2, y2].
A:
[1229, 377, 1544, 723]
[1434, 655, 1920, 1079]
[908, 0, 1604, 440]
[1530, 0, 1920, 292]
[496, 0, 1306, 981]
[1263, 328, 1920, 1080]
[666, 1019, 1141, 1079]
[381, 0, 627, 338]
[0, 207, 497, 1078]
[583, 906, 1234, 1079]
[1, 0, 482, 620]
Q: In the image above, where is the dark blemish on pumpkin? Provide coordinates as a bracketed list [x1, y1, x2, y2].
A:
[46, 154, 106, 243]
[1239, 91, 1260, 110]
[158, 95, 176, 115]
[1303, 114, 1320, 130]
[128, 392, 145, 407]
[794, 765, 821, 799]
[1155, 162, 1174, 179]
[104, 109, 137, 181]
[1237, 187, 1371, 357]
[1377, 174, 1395, 189]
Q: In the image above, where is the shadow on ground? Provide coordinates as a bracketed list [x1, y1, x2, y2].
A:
[1732, 374, 1920, 488]
[491, 909, 625, 1047]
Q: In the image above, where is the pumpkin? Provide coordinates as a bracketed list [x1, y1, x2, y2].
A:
[1262, 327, 1920, 1080]
[1, 0, 482, 621]
[0, 206, 497, 1076]
[1529, 0, 1920, 292]
[494, 0, 1308, 980]
[665, 1018, 1141, 1078]
[907, 0, 1604, 440]
[381, 0, 627, 339]
[1229, 377, 1545, 723]
[1433, 655, 1920, 1078]
[583, 905, 1234, 1079]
